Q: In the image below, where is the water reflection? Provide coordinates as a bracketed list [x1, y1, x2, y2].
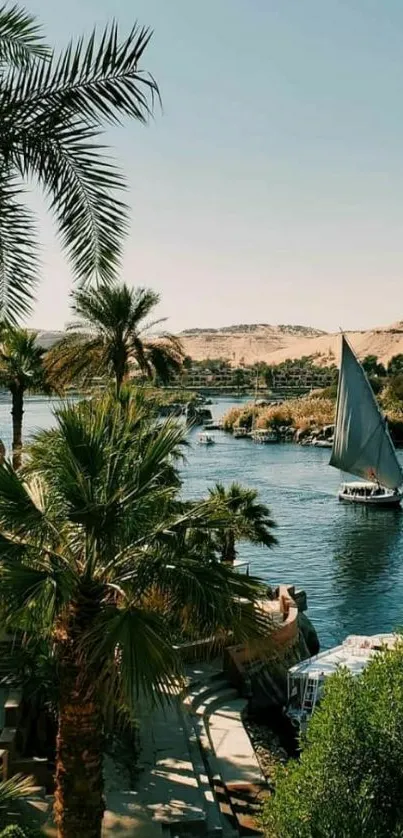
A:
[330, 506, 403, 639]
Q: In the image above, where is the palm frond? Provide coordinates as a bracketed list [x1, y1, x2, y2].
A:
[86, 605, 182, 709]
[144, 338, 183, 384]
[44, 333, 105, 387]
[4, 21, 158, 125]
[0, 462, 47, 535]
[0, 772, 38, 828]
[0, 4, 49, 68]
[0, 170, 39, 323]
[12, 121, 128, 284]
[127, 287, 160, 329]
[115, 547, 269, 643]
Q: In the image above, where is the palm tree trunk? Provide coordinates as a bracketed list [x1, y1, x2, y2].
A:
[115, 367, 124, 396]
[113, 346, 128, 396]
[54, 685, 104, 838]
[222, 531, 236, 565]
[54, 595, 105, 838]
[11, 386, 23, 470]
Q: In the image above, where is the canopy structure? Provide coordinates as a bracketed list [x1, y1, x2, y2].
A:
[330, 336, 402, 489]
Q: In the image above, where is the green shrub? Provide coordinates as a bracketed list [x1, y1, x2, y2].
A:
[261, 642, 403, 838]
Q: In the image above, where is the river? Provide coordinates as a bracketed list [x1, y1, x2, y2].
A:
[1, 394, 403, 650]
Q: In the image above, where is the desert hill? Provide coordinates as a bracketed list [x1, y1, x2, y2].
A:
[179, 322, 403, 367]
[34, 321, 403, 368]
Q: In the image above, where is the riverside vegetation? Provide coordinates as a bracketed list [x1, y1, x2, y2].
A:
[262, 641, 403, 838]
[223, 360, 403, 444]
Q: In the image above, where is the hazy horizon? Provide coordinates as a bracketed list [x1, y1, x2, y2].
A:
[26, 1, 403, 334]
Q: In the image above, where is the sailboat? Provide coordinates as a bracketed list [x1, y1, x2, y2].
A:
[329, 336, 403, 507]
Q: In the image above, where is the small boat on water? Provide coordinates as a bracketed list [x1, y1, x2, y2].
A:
[251, 429, 278, 444]
[312, 438, 333, 448]
[197, 432, 215, 446]
[329, 336, 403, 506]
[233, 426, 249, 439]
[286, 633, 397, 731]
[203, 420, 223, 430]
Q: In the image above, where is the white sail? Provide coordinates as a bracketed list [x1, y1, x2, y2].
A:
[329, 336, 402, 489]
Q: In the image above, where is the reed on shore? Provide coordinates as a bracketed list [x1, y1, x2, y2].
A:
[222, 396, 335, 434]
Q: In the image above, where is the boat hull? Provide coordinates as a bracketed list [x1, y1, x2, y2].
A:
[338, 484, 402, 507]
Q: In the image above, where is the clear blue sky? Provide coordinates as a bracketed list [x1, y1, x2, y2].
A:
[28, 0, 403, 332]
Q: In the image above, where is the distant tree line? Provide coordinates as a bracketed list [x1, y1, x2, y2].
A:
[181, 355, 338, 391]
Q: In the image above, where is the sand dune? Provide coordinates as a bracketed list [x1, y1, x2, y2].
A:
[180, 323, 403, 367]
[36, 321, 403, 369]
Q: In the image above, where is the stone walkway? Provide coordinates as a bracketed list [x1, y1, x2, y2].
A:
[44, 661, 266, 836]
[208, 698, 264, 788]
[129, 700, 207, 833]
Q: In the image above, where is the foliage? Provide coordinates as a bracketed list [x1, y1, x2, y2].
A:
[388, 354, 403, 376]
[223, 404, 259, 432]
[261, 642, 403, 838]
[223, 397, 335, 433]
[46, 284, 183, 394]
[187, 357, 231, 373]
[388, 419, 403, 445]
[368, 375, 383, 395]
[0, 775, 38, 832]
[264, 357, 338, 387]
[384, 374, 403, 404]
[0, 329, 51, 393]
[0, 826, 42, 838]
[362, 354, 386, 377]
[0, 4, 157, 321]
[206, 482, 277, 563]
[144, 387, 199, 407]
[233, 369, 246, 391]
[0, 391, 271, 835]
[311, 383, 338, 400]
[0, 328, 57, 468]
[0, 827, 27, 837]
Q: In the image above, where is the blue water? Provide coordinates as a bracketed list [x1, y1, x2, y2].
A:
[2, 394, 403, 649]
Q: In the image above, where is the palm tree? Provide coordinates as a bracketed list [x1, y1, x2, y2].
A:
[208, 482, 277, 565]
[0, 5, 157, 322]
[0, 393, 269, 838]
[0, 328, 55, 469]
[46, 284, 184, 394]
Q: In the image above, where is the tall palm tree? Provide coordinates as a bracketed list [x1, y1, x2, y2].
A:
[46, 284, 184, 394]
[208, 482, 277, 565]
[0, 5, 157, 322]
[0, 328, 55, 469]
[0, 393, 268, 838]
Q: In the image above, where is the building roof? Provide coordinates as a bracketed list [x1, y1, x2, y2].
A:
[289, 634, 397, 680]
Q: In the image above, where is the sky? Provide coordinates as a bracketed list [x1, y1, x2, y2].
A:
[26, 0, 403, 333]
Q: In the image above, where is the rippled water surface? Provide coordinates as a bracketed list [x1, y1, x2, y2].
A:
[2, 394, 403, 649]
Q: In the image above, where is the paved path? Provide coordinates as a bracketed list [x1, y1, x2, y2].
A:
[130, 700, 207, 831]
[208, 698, 264, 787]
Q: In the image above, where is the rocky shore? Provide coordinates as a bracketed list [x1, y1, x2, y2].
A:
[243, 710, 290, 787]
[222, 395, 335, 443]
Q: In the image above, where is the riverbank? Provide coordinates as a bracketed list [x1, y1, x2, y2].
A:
[221, 392, 403, 446]
[222, 394, 334, 441]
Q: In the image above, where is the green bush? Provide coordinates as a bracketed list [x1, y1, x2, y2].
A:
[261, 642, 403, 838]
